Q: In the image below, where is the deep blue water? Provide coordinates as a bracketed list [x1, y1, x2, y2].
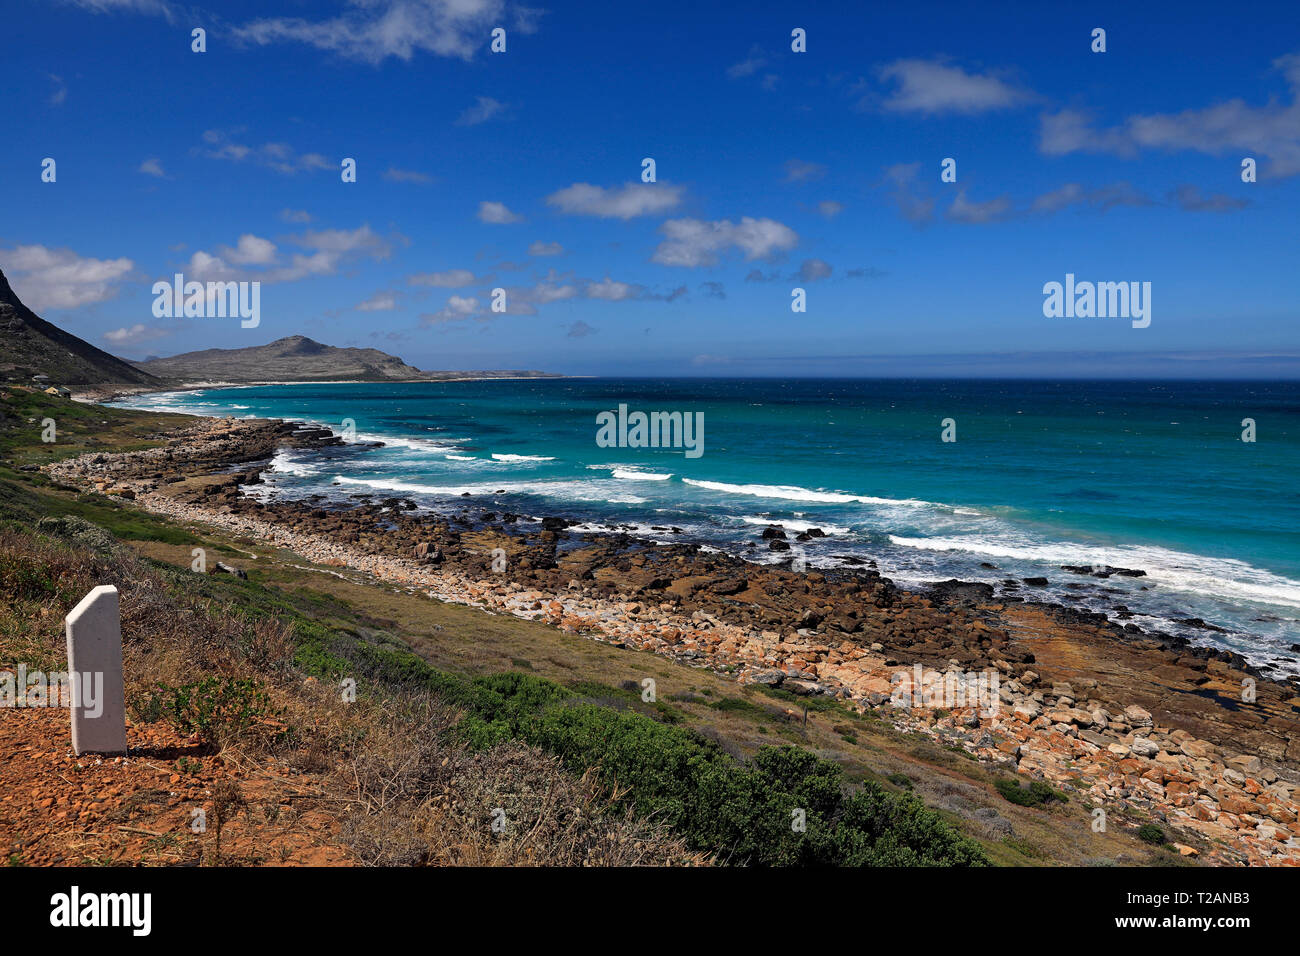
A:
[114, 379, 1300, 673]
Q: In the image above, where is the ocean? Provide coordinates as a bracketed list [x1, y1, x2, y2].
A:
[112, 378, 1300, 674]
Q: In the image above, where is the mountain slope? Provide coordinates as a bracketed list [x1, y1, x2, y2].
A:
[131, 335, 553, 383]
[0, 269, 160, 386]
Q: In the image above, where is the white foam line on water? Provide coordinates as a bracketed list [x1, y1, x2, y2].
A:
[736, 515, 850, 535]
[887, 535, 1300, 610]
[682, 477, 932, 507]
[331, 474, 646, 505]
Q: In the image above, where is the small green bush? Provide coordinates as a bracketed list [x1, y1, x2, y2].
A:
[1136, 823, 1166, 845]
[132, 677, 282, 747]
[995, 777, 1067, 808]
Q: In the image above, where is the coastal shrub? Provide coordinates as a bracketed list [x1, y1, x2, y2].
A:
[994, 777, 1068, 808]
[458, 682, 990, 866]
[1136, 823, 1166, 845]
[131, 677, 284, 748]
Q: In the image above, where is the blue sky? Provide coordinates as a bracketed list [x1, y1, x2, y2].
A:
[4, 0, 1299, 376]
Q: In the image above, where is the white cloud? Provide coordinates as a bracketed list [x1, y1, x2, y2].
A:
[1, 245, 133, 310]
[545, 182, 683, 219]
[280, 208, 312, 223]
[651, 217, 798, 268]
[586, 278, 636, 301]
[185, 225, 392, 285]
[1031, 182, 1152, 214]
[233, 0, 508, 65]
[357, 291, 399, 311]
[876, 58, 1032, 115]
[138, 157, 166, 178]
[410, 269, 477, 287]
[784, 159, 826, 182]
[527, 240, 563, 256]
[103, 323, 171, 346]
[817, 200, 844, 218]
[220, 234, 278, 266]
[946, 189, 1014, 224]
[382, 167, 433, 184]
[65, 0, 173, 17]
[478, 200, 524, 224]
[456, 95, 507, 125]
[199, 129, 333, 175]
[1169, 185, 1249, 212]
[1039, 53, 1300, 177]
[48, 73, 67, 106]
[727, 45, 767, 79]
[421, 294, 483, 325]
[879, 163, 935, 225]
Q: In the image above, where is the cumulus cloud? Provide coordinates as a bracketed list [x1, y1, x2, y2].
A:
[478, 200, 524, 224]
[817, 200, 844, 218]
[1039, 53, 1300, 177]
[232, 0, 511, 65]
[138, 157, 166, 178]
[103, 323, 172, 346]
[184, 225, 392, 285]
[1, 245, 134, 310]
[280, 208, 312, 223]
[652, 217, 798, 267]
[545, 182, 684, 219]
[527, 240, 563, 256]
[876, 58, 1033, 115]
[565, 320, 596, 338]
[586, 278, 637, 301]
[421, 294, 483, 325]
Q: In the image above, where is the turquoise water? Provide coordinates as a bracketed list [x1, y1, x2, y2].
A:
[114, 379, 1300, 672]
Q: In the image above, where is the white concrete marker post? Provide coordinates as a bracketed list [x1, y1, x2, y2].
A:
[65, 585, 127, 756]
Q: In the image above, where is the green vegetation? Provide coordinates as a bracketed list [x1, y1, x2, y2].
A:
[131, 677, 286, 748]
[994, 777, 1069, 808]
[1136, 823, 1166, 845]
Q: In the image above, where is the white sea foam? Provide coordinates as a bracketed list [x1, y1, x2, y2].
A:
[269, 450, 319, 477]
[887, 535, 1300, 610]
[331, 475, 644, 505]
[737, 516, 850, 535]
[491, 453, 556, 462]
[683, 478, 930, 507]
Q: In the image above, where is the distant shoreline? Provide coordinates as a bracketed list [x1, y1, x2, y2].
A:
[72, 374, 572, 405]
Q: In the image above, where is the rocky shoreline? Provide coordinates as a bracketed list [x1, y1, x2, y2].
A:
[45, 415, 1300, 865]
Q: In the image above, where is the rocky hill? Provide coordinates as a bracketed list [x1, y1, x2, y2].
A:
[0, 268, 160, 386]
[132, 335, 554, 383]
